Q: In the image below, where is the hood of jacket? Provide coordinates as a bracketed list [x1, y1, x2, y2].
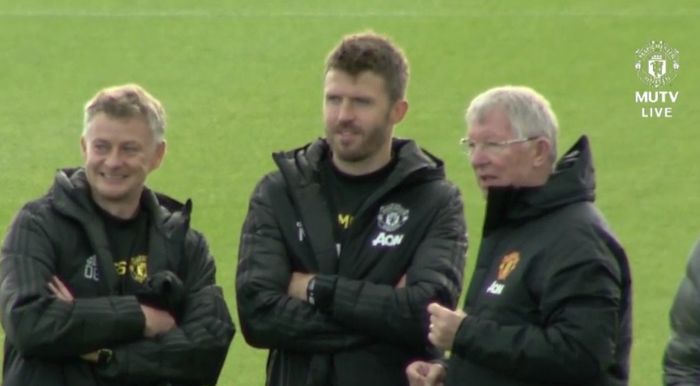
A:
[272, 137, 446, 191]
[48, 167, 192, 235]
[483, 135, 596, 233]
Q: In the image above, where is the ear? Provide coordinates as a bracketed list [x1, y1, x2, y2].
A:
[532, 137, 552, 167]
[80, 136, 88, 159]
[150, 140, 167, 170]
[389, 99, 408, 125]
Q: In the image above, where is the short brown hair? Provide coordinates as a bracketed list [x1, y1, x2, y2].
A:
[83, 84, 166, 142]
[325, 32, 409, 102]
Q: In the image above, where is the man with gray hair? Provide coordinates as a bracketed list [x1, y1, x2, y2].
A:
[406, 85, 631, 386]
[0, 84, 234, 386]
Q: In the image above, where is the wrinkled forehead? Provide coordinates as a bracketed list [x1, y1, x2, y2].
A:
[84, 113, 155, 141]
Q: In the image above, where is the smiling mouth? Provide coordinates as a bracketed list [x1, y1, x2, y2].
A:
[100, 172, 127, 181]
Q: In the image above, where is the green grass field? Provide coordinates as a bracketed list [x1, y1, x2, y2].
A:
[1, 1, 698, 385]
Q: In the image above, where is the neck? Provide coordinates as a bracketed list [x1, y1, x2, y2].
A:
[92, 194, 142, 220]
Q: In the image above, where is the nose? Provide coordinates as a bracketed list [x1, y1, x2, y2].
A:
[469, 146, 489, 168]
[103, 149, 123, 168]
[337, 99, 354, 124]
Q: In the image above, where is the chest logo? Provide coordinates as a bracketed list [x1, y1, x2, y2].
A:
[497, 251, 520, 281]
[377, 203, 409, 232]
[84, 255, 99, 282]
[486, 251, 520, 296]
[296, 221, 305, 242]
[372, 232, 404, 247]
[129, 255, 149, 283]
[338, 213, 353, 230]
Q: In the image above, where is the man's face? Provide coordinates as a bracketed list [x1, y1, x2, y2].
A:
[323, 69, 404, 172]
[466, 108, 540, 194]
[81, 113, 165, 210]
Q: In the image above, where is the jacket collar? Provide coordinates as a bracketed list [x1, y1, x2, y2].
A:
[47, 168, 192, 294]
[270, 138, 446, 274]
[273, 137, 445, 188]
[49, 167, 191, 235]
[483, 135, 596, 233]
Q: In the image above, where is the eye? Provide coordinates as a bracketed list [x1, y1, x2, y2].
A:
[353, 97, 372, 106]
[122, 145, 140, 154]
[93, 142, 109, 153]
[325, 95, 341, 104]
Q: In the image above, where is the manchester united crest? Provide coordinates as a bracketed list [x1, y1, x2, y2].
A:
[497, 251, 520, 281]
[129, 255, 149, 283]
[376, 203, 409, 232]
[634, 40, 680, 88]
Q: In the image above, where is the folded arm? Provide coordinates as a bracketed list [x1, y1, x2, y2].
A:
[236, 177, 368, 353]
[96, 231, 235, 385]
[0, 208, 145, 360]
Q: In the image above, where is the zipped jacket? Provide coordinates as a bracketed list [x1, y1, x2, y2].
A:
[237, 138, 468, 386]
[0, 168, 235, 386]
[446, 136, 632, 386]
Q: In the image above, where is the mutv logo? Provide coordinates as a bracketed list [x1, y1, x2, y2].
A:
[634, 91, 678, 118]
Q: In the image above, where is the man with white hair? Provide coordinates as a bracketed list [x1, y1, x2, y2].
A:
[406, 86, 632, 386]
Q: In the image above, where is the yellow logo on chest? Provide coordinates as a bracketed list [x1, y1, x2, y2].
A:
[114, 254, 149, 283]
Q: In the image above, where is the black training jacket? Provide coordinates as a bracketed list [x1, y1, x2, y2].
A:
[664, 239, 700, 386]
[446, 136, 632, 386]
[0, 168, 235, 386]
[237, 138, 468, 386]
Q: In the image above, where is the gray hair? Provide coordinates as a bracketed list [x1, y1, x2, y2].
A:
[83, 84, 166, 143]
[465, 85, 559, 162]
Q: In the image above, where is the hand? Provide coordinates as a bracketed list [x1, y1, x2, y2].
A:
[396, 274, 407, 288]
[287, 272, 314, 301]
[427, 302, 466, 350]
[406, 360, 446, 386]
[80, 350, 99, 363]
[140, 304, 176, 338]
[48, 276, 74, 302]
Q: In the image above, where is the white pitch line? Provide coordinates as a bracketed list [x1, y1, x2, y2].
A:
[0, 9, 698, 18]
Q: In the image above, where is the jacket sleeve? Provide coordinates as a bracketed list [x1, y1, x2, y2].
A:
[96, 231, 235, 385]
[664, 240, 700, 386]
[236, 176, 369, 353]
[0, 206, 145, 359]
[324, 184, 467, 350]
[451, 233, 622, 383]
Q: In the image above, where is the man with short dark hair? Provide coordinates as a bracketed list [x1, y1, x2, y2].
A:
[406, 86, 632, 386]
[236, 32, 467, 386]
[0, 84, 235, 386]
